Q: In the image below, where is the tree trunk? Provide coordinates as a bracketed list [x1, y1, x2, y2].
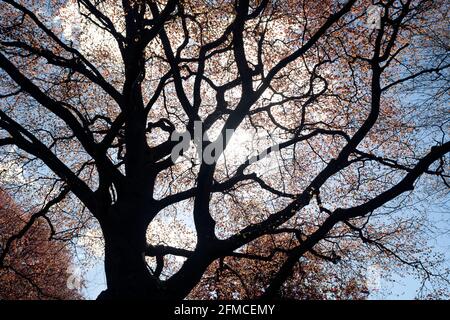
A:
[96, 198, 160, 300]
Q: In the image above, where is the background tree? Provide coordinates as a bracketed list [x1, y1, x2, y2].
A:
[0, 188, 82, 299]
[0, 0, 449, 299]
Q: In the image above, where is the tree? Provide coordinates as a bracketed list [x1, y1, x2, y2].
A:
[0, 0, 449, 299]
[188, 233, 370, 299]
[0, 188, 82, 299]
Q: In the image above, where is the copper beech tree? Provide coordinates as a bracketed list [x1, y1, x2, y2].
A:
[0, 189, 82, 299]
[0, 0, 449, 299]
